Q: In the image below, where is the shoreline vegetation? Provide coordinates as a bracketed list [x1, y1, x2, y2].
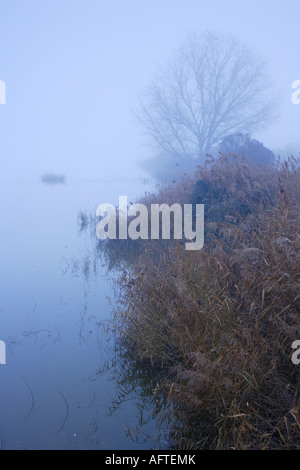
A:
[84, 153, 300, 449]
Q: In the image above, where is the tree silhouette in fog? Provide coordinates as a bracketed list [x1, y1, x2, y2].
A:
[136, 31, 276, 162]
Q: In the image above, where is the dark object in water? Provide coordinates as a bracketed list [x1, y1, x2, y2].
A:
[41, 173, 66, 185]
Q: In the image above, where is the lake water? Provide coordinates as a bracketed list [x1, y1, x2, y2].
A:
[0, 174, 166, 450]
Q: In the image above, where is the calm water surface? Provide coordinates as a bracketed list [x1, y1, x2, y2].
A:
[0, 175, 164, 450]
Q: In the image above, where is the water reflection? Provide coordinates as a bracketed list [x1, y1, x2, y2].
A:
[62, 235, 170, 449]
[0, 176, 165, 450]
[74, 207, 172, 449]
[104, 351, 170, 448]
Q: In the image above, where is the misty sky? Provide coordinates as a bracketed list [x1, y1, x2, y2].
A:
[0, 0, 299, 180]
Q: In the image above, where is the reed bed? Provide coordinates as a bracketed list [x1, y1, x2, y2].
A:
[108, 154, 300, 449]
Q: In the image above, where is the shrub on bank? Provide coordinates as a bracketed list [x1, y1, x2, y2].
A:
[110, 155, 300, 449]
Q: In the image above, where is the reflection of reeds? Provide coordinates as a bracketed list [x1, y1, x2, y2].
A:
[103, 340, 170, 448]
[78, 211, 89, 231]
[97, 237, 145, 271]
[110, 155, 300, 450]
[82, 255, 91, 281]
[23, 323, 62, 346]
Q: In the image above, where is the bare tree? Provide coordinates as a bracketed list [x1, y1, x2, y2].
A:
[136, 31, 276, 162]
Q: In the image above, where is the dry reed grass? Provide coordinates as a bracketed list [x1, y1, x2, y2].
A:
[109, 154, 300, 449]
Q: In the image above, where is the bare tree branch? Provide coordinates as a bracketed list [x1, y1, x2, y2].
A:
[136, 31, 277, 162]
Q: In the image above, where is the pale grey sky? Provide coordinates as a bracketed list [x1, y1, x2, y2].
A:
[0, 0, 299, 180]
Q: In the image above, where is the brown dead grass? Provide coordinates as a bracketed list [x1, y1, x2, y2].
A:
[110, 154, 300, 449]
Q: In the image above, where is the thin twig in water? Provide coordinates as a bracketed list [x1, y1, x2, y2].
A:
[21, 376, 35, 425]
[56, 388, 69, 434]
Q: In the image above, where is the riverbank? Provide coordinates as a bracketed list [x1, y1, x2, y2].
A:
[104, 154, 300, 449]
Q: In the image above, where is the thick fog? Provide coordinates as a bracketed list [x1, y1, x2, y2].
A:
[0, 0, 299, 184]
[0, 0, 299, 451]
